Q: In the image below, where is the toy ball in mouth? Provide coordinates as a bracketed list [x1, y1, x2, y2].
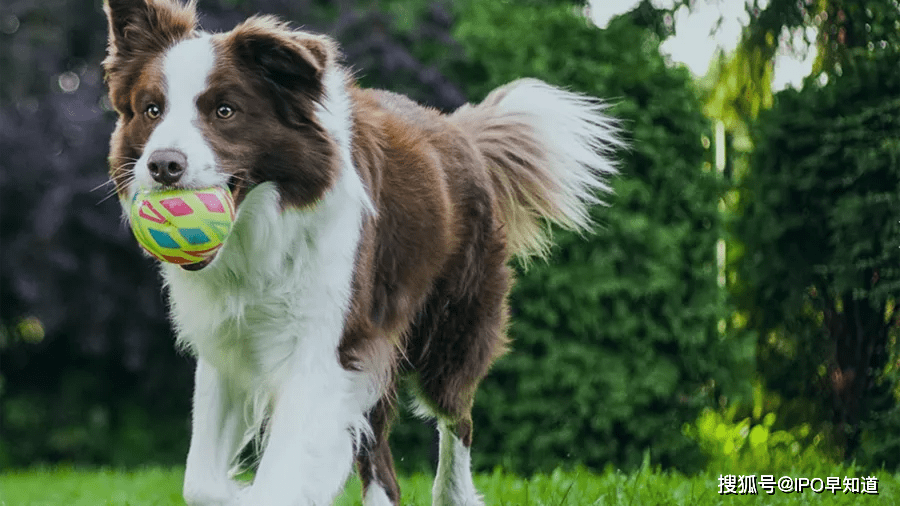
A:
[129, 186, 235, 265]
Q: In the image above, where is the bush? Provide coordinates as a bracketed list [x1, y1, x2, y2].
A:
[683, 382, 841, 474]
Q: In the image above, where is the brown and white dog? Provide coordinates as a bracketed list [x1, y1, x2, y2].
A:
[103, 0, 621, 504]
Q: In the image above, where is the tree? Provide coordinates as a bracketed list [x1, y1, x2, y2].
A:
[722, 0, 900, 465]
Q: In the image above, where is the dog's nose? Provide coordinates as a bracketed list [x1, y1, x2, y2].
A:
[147, 149, 187, 185]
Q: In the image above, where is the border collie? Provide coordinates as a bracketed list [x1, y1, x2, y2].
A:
[103, 0, 621, 504]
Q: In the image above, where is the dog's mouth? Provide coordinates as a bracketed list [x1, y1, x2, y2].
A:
[181, 256, 214, 271]
[226, 172, 250, 207]
[227, 173, 240, 199]
[179, 173, 247, 272]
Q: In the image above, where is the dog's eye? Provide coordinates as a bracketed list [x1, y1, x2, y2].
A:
[216, 104, 235, 119]
[145, 104, 161, 119]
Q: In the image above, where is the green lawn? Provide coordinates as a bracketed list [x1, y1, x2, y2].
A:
[1, 466, 897, 505]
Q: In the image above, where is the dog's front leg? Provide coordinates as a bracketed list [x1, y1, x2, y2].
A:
[183, 359, 248, 506]
[237, 356, 365, 506]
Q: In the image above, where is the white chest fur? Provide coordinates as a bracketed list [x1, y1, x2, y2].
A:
[169, 175, 379, 505]
[162, 176, 364, 395]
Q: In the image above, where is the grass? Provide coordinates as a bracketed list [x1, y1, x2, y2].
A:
[1, 465, 898, 505]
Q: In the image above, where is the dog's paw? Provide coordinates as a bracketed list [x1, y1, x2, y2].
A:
[184, 494, 228, 506]
[184, 480, 244, 506]
[230, 485, 256, 506]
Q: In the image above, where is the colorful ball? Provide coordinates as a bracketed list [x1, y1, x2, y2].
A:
[130, 186, 236, 265]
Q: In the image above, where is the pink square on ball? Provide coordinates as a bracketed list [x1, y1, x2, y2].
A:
[160, 197, 193, 216]
[196, 192, 225, 213]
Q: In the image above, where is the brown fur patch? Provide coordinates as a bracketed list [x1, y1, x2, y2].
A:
[340, 86, 512, 388]
[203, 29, 340, 208]
[224, 16, 336, 128]
[338, 85, 513, 498]
[103, 0, 197, 118]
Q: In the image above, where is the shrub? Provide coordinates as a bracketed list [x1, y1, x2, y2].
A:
[683, 382, 841, 474]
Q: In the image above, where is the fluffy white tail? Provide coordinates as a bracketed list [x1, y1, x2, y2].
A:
[451, 78, 623, 258]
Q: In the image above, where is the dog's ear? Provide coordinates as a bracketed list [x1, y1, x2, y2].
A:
[226, 17, 337, 127]
[104, 0, 197, 66]
[229, 16, 336, 93]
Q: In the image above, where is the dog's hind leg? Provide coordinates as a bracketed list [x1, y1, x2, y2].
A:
[356, 395, 401, 506]
[432, 417, 483, 506]
[408, 231, 511, 506]
[411, 365, 491, 506]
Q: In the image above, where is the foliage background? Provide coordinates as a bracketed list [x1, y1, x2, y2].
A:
[2, 0, 899, 480]
[711, 0, 900, 473]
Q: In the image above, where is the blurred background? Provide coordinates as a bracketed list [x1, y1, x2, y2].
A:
[2, 0, 900, 477]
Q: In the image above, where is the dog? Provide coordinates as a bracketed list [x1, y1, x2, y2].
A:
[103, 0, 621, 504]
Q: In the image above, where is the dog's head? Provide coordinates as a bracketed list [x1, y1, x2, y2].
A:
[104, 0, 343, 239]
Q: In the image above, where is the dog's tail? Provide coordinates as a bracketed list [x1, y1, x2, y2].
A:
[451, 78, 623, 259]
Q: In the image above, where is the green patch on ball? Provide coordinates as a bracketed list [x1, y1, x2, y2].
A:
[130, 186, 236, 265]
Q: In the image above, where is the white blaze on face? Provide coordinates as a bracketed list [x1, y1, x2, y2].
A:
[132, 34, 225, 194]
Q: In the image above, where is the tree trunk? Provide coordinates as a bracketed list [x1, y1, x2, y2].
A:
[827, 290, 889, 460]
